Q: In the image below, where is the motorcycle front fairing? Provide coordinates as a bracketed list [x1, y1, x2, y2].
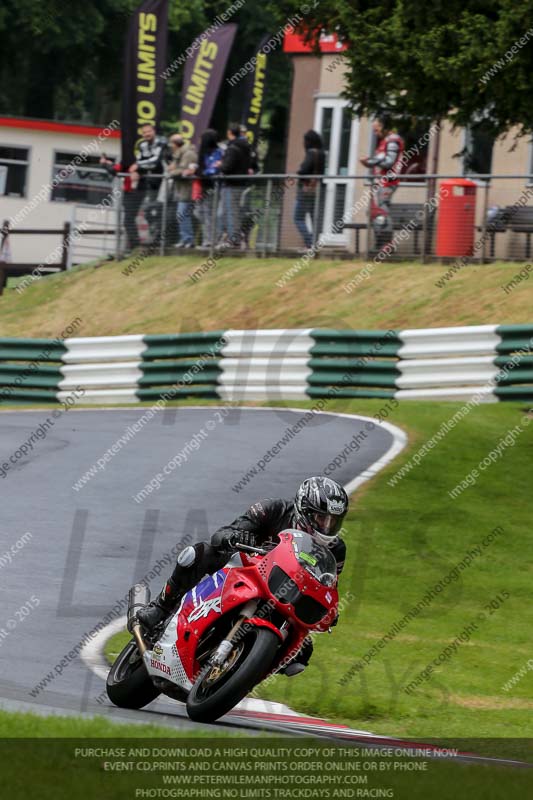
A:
[141, 561, 270, 692]
[245, 530, 339, 671]
[141, 531, 339, 694]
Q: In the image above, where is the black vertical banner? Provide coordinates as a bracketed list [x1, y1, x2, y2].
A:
[241, 35, 270, 147]
[180, 24, 238, 147]
[121, 0, 169, 169]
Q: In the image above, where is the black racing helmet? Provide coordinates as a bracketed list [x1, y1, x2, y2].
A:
[295, 476, 349, 545]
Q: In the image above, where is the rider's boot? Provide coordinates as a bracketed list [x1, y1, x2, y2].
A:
[137, 545, 200, 632]
[136, 577, 182, 632]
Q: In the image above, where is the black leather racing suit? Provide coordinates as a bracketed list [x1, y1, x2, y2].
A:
[165, 499, 347, 666]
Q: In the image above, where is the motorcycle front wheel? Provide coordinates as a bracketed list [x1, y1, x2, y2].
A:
[186, 627, 279, 723]
[106, 639, 161, 709]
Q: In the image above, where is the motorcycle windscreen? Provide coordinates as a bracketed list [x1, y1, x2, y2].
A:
[179, 569, 228, 625]
[289, 531, 337, 585]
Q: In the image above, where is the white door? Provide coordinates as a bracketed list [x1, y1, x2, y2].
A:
[314, 99, 359, 245]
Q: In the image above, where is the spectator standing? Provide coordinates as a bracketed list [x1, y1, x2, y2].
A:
[219, 123, 252, 247]
[99, 156, 139, 251]
[168, 134, 198, 248]
[128, 123, 168, 204]
[294, 130, 326, 250]
[196, 129, 224, 249]
[239, 125, 260, 250]
[360, 115, 404, 251]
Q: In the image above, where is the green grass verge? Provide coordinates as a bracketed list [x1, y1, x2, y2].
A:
[105, 633, 130, 665]
[0, 708, 225, 738]
[103, 399, 533, 741]
[1, 255, 533, 337]
[2, 709, 532, 800]
[0, 710, 267, 800]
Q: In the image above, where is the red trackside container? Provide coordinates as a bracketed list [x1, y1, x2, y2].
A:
[435, 178, 477, 257]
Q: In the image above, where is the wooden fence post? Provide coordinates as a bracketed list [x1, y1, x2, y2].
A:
[61, 222, 71, 270]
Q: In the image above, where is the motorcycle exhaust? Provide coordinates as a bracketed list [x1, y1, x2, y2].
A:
[127, 583, 150, 655]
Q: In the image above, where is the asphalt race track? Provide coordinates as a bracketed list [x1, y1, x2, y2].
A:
[0, 406, 404, 736]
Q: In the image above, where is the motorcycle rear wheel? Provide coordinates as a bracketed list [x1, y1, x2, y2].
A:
[186, 627, 279, 723]
[106, 639, 161, 709]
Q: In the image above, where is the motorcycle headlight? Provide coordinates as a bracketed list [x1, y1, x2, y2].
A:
[268, 566, 301, 605]
[293, 595, 329, 625]
[268, 566, 329, 625]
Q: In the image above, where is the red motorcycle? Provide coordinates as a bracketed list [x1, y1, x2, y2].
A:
[107, 529, 339, 722]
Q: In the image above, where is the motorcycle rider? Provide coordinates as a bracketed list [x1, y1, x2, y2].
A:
[137, 476, 349, 675]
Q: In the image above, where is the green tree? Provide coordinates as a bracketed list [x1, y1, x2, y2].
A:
[0, 1, 290, 125]
[268, 0, 533, 135]
[0, 0, 207, 121]
[0, 0, 291, 165]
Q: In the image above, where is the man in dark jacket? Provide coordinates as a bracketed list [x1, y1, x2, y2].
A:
[219, 123, 252, 247]
[129, 123, 168, 202]
[294, 129, 326, 250]
[137, 476, 349, 675]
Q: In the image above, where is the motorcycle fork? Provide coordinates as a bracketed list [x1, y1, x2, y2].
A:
[211, 600, 258, 666]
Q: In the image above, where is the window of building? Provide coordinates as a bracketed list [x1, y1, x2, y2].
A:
[527, 139, 533, 181]
[321, 108, 333, 171]
[0, 145, 30, 197]
[463, 122, 495, 177]
[398, 119, 431, 177]
[51, 151, 113, 204]
[338, 108, 352, 176]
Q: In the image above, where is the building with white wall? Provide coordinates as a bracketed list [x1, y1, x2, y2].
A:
[0, 116, 121, 264]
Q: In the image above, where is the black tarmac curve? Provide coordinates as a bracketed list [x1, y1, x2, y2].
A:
[0, 406, 402, 735]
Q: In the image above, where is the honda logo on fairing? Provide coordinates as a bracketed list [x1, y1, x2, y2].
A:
[187, 596, 222, 623]
[150, 658, 171, 676]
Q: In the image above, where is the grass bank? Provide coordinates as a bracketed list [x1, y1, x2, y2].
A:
[1, 256, 533, 337]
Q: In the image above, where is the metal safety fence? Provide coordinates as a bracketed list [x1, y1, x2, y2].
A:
[1, 325, 532, 405]
[5, 171, 533, 282]
[102, 172, 533, 263]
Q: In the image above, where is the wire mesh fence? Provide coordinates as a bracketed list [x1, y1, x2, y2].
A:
[69, 172, 533, 264]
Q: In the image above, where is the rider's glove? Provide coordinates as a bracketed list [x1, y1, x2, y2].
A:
[224, 530, 258, 551]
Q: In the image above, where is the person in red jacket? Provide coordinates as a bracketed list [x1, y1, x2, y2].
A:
[100, 156, 141, 251]
[360, 115, 404, 252]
